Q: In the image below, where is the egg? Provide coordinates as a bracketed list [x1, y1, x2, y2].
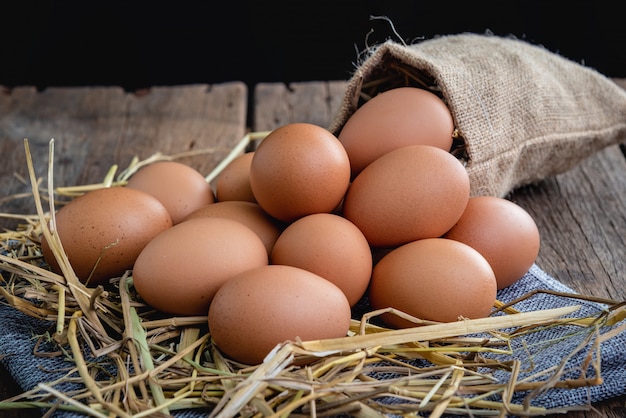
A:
[126, 160, 215, 224]
[208, 264, 352, 365]
[215, 152, 256, 203]
[443, 196, 541, 289]
[342, 145, 470, 248]
[249, 123, 351, 223]
[368, 238, 497, 327]
[182, 200, 284, 255]
[41, 187, 173, 285]
[338, 87, 455, 176]
[270, 213, 372, 306]
[132, 217, 268, 316]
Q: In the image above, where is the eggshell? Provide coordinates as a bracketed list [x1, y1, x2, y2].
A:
[270, 213, 372, 306]
[182, 200, 285, 255]
[126, 161, 215, 224]
[338, 87, 455, 176]
[249, 123, 351, 222]
[368, 238, 497, 327]
[342, 145, 470, 248]
[443, 196, 541, 289]
[215, 152, 256, 203]
[132, 217, 268, 316]
[208, 264, 352, 365]
[41, 187, 173, 286]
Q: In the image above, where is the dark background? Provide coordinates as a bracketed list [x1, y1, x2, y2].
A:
[1, 1, 625, 91]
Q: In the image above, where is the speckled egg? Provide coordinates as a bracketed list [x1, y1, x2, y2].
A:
[132, 217, 268, 316]
[215, 152, 256, 203]
[208, 264, 352, 365]
[342, 145, 470, 248]
[368, 238, 497, 327]
[270, 213, 372, 306]
[444, 196, 541, 289]
[338, 87, 455, 176]
[182, 200, 285, 255]
[126, 160, 215, 224]
[41, 186, 173, 286]
[249, 123, 351, 222]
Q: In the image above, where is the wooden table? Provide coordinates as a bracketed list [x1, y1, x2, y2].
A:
[1, 79, 625, 417]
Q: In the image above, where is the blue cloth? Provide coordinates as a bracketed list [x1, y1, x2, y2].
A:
[492, 265, 626, 410]
[1, 264, 625, 416]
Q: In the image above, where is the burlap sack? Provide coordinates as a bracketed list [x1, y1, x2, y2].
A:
[329, 33, 626, 197]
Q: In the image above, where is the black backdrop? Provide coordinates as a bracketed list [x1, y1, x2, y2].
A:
[1, 1, 625, 91]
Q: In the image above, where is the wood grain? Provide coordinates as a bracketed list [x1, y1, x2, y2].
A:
[253, 80, 347, 132]
[511, 145, 626, 300]
[0, 83, 247, 221]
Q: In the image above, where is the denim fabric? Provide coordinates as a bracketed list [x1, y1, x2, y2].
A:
[2, 263, 624, 416]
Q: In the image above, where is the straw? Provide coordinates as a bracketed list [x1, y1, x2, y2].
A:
[0, 136, 624, 417]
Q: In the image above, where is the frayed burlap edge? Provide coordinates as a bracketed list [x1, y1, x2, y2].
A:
[329, 33, 626, 197]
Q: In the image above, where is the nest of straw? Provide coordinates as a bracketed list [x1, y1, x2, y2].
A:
[1, 137, 625, 418]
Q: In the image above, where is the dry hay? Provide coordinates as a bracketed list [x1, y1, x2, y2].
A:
[1, 137, 625, 417]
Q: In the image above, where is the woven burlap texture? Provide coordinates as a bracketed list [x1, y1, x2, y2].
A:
[329, 33, 626, 197]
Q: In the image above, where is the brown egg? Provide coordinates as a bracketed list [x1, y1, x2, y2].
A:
[132, 217, 268, 316]
[249, 123, 351, 223]
[182, 200, 284, 255]
[41, 187, 173, 286]
[338, 87, 455, 176]
[126, 160, 215, 224]
[342, 145, 470, 248]
[443, 196, 541, 289]
[369, 238, 497, 327]
[270, 213, 372, 306]
[215, 152, 256, 203]
[208, 264, 352, 364]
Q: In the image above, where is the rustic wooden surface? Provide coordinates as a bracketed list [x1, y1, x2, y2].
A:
[1, 79, 625, 417]
[0, 83, 247, 225]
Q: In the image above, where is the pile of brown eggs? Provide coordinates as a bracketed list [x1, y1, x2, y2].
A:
[41, 87, 540, 365]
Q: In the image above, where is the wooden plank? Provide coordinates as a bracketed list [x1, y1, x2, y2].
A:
[511, 144, 626, 300]
[253, 81, 347, 132]
[0, 82, 248, 417]
[0, 83, 247, 224]
[253, 80, 626, 418]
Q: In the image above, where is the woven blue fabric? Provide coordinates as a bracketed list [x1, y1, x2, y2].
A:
[491, 265, 626, 410]
[1, 263, 625, 416]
